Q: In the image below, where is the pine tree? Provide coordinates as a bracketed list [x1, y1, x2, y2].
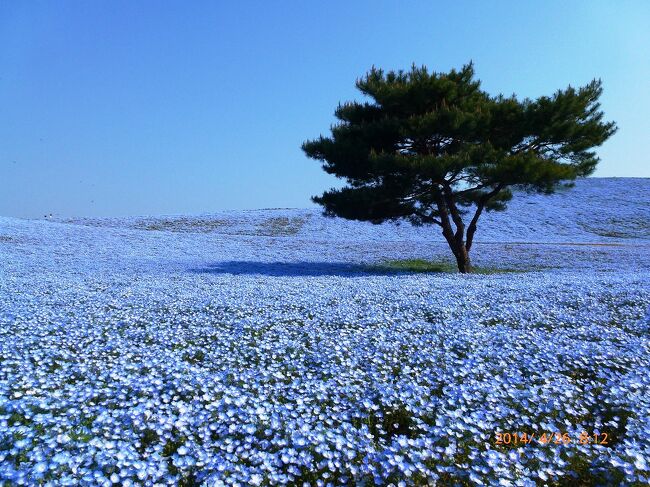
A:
[302, 63, 617, 272]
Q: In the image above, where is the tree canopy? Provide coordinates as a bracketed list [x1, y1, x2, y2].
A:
[303, 63, 617, 272]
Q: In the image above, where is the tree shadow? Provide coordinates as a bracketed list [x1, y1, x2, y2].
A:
[190, 261, 391, 277]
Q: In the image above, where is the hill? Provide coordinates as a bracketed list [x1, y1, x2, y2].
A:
[42, 177, 650, 244]
[1, 178, 650, 275]
[1, 178, 649, 485]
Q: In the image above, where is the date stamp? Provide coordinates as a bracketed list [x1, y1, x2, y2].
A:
[494, 431, 609, 446]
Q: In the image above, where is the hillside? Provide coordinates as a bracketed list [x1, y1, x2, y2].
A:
[43, 177, 650, 244]
[1, 178, 649, 485]
[1, 178, 650, 276]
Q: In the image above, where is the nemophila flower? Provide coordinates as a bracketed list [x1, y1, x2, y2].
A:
[0, 189, 649, 484]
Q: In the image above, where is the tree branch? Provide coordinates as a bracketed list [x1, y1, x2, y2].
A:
[433, 192, 459, 255]
[454, 183, 490, 195]
[413, 209, 442, 226]
[442, 183, 465, 243]
[466, 184, 504, 251]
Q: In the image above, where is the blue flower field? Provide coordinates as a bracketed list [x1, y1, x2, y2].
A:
[1, 178, 649, 486]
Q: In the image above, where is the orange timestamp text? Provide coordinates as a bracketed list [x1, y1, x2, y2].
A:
[494, 431, 610, 446]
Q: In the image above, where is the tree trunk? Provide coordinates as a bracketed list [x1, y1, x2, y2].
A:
[434, 190, 474, 273]
[454, 243, 473, 273]
[442, 231, 473, 273]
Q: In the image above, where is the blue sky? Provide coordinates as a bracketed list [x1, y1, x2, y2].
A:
[1, 0, 648, 218]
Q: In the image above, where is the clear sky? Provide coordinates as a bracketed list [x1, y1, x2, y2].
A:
[1, 0, 648, 218]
